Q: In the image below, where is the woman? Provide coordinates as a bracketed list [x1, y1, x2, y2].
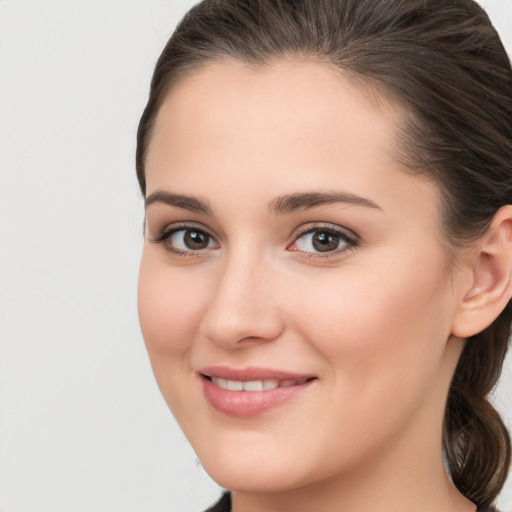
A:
[136, 1, 512, 511]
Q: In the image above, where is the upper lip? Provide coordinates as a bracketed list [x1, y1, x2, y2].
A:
[199, 366, 316, 382]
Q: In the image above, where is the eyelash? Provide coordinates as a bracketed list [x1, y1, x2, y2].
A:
[288, 223, 359, 259]
[150, 222, 218, 257]
[150, 222, 359, 259]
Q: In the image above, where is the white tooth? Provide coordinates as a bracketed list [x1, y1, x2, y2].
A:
[263, 379, 279, 390]
[243, 380, 264, 391]
[211, 377, 229, 390]
[227, 380, 244, 391]
[280, 380, 298, 387]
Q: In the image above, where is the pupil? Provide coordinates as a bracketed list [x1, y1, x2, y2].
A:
[185, 230, 208, 249]
[312, 232, 339, 252]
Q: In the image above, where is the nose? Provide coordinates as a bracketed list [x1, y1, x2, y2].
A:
[199, 253, 285, 349]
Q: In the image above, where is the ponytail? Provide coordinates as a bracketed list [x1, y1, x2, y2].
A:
[444, 303, 512, 508]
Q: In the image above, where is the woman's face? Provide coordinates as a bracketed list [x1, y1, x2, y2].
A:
[138, 60, 466, 492]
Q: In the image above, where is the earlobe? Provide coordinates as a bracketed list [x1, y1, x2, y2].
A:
[451, 205, 512, 339]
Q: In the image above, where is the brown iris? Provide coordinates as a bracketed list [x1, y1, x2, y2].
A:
[312, 231, 340, 252]
[184, 230, 210, 250]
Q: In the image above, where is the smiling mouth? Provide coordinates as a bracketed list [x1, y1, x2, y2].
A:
[204, 376, 315, 392]
[199, 370, 317, 417]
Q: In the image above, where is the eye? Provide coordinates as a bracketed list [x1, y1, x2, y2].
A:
[288, 226, 358, 256]
[150, 225, 218, 255]
[170, 228, 216, 251]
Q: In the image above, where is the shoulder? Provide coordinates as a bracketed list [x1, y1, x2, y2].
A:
[204, 492, 231, 512]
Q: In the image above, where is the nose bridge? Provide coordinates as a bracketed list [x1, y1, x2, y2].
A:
[200, 244, 283, 348]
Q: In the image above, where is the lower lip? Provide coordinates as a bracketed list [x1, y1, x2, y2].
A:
[201, 377, 315, 418]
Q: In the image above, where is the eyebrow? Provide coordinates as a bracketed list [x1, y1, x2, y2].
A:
[269, 191, 382, 214]
[145, 190, 212, 214]
[145, 189, 381, 215]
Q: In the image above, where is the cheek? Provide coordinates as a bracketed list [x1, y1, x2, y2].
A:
[137, 250, 213, 420]
[137, 250, 206, 363]
[273, 251, 454, 472]
[290, 247, 452, 399]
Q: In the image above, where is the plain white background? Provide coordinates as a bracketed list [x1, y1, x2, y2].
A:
[0, 1, 510, 511]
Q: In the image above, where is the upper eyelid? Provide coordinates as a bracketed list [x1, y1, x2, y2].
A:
[290, 222, 359, 241]
[150, 221, 217, 241]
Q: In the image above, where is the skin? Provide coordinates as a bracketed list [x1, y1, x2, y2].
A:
[138, 60, 488, 512]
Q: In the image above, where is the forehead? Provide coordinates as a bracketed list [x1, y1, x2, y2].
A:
[147, 60, 401, 175]
[150, 59, 401, 135]
[145, 59, 439, 228]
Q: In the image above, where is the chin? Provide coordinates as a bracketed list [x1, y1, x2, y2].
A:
[203, 460, 308, 493]
[194, 440, 313, 493]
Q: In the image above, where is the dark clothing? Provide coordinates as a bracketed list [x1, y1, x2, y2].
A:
[205, 492, 500, 512]
[205, 492, 231, 512]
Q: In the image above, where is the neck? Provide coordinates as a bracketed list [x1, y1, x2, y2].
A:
[232, 442, 475, 512]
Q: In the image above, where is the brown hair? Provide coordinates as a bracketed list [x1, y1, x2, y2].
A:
[136, 0, 512, 507]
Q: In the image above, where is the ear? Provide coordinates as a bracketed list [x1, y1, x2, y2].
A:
[451, 205, 512, 339]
